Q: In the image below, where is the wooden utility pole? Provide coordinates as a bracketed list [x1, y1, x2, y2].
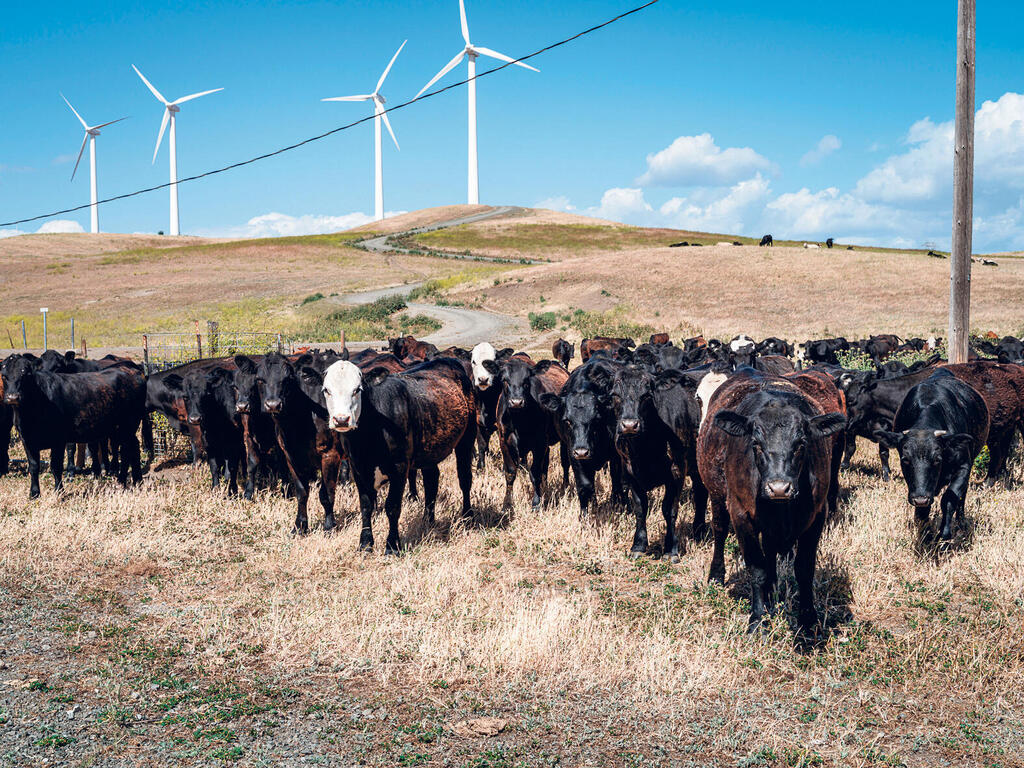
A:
[949, 0, 975, 364]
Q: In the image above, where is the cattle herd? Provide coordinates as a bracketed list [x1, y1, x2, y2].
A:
[3, 329, 1024, 636]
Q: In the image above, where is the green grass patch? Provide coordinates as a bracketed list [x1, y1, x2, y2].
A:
[528, 311, 557, 332]
[569, 306, 654, 340]
[295, 295, 440, 343]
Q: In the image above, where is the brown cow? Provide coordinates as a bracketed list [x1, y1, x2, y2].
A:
[389, 335, 439, 361]
[552, 339, 574, 368]
[649, 333, 671, 346]
[580, 336, 636, 362]
[697, 369, 846, 633]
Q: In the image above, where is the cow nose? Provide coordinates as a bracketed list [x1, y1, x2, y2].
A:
[572, 448, 591, 460]
[910, 495, 933, 508]
[188, 416, 201, 425]
[264, 398, 282, 413]
[509, 398, 525, 409]
[766, 481, 793, 500]
[332, 415, 351, 430]
[619, 419, 640, 435]
[235, 402, 250, 414]
[3, 394, 18, 405]
[477, 378, 490, 389]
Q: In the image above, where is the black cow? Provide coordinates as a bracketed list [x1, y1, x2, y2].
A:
[231, 355, 283, 500]
[757, 337, 794, 357]
[1, 356, 148, 498]
[552, 339, 574, 367]
[800, 337, 851, 366]
[975, 335, 1024, 364]
[320, 357, 477, 553]
[859, 334, 902, 362]
[697, 369, 846, 633]
[174, 367, 244, 494]
[759, 234, 773, 247]
[875, 369, 989, 540]
[826, 238, 834, 249]
[487, 358, 569, 509]
[608, 365, 690, 560]
[538, 358, 626, 514]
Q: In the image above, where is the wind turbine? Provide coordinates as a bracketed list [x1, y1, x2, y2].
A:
[61, 94, 127, 234]
[133, 65, 222, 236]
[415, 0, 538, 205]
[322, 40, 406, 222]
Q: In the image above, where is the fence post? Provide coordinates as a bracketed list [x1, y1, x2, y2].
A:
[82, 338, 88, 358]
[40, 308, 48, 351]
[340, 329, 346, 351]
[21, 320, 27, 350]
[207, 320, 219, 357]
[949, 0, 975, 365]
[143, 334, 151, 375]
[70, 317, 75, 350]
[195, 320, 203, 359]
[276, 333, 282, 353]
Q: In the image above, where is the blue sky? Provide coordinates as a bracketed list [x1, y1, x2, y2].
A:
[2, 0, 1023, 250]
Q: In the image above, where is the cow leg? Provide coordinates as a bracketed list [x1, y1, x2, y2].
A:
[383, 471, 407, 555]
[354, 470, 377, 551]
[407, 468, 419, 501]
[115, 434, 132, 487]
[529, 443, 550, 510]
[76, 443, 88, 472]
[608, 452, 627, 507]
[628, 484, 649, 558]
[795, 512, 826, 633]
[878, 443, 891, 481]
[707, 496, 729, 585]
[828, 436, 844, 518]
[500, 439, 517, 511]
[208, 453, 222, 490]
[985, 429, 1012, 488]
[455, 430, 475, 520]
[661, 476, 683, 562]
[26, 445, 42, 499]
[559, 441, 570, 490]
[64, 444, 77, 480]
[690, 467, 709, 541]
[940, 464, 972, 540]
[319, 453, 341, 532]
[573, 462, 595, 516]
[840, 434, 856, 470]
[735, 529, 771, 630]
[124, 434, 143, 486]
[51, 444, 66, 496]
[292, 479, 310, 536]
[88, 443, 101, 478]
[475, 428, 489, 471]
[420, 464, 441, 528]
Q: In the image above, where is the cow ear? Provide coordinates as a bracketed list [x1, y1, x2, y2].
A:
[234, 355, 257, 374]
[538, 392, 562, 414]
[940, 432, 975, 455]
[294, 353, 314, 369]
[364, 367, 390, 387]
[495, 347, 515, 361]
[534, 359, 555, 375]
[714, 410, 750, 436]
[209, 367, 231, 385]
[588, 367, 611, 392]
[873, 430, 901, 449]
[163, 374, 184, 392]
[623, 339, 636, 349]
[482, 359, 500, 376]
[810, 412, 847, 438]
[64, 351, 76, 362]
[299, 366, 322, 388]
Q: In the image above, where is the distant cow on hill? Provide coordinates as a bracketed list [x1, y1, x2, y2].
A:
[552, 339, 574, 367]
[759, 234, 773, 247]
[826, 238, 834, 249]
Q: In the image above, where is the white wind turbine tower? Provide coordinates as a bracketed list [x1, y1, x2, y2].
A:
[61, 94, 127, 234]
[133, 65, 222, 236]
[416, 0, 538, 205]
[322, 40, 406, 222]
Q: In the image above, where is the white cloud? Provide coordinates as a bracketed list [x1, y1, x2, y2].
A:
[52, 154, 76, 166]
[198, 210, 408, 239]
[585, 188, 652, 223]
[659, 174, 772, 233]
[1, 220, 85, 237]
[636, 133, 776, 187]
[535, 196, 575, 212]
[800, 134, 841, 166]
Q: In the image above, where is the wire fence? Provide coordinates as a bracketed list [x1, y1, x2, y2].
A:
[144, 322, 287, 461]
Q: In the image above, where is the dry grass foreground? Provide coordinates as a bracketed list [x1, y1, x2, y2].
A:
[0, 444, 1021, 766]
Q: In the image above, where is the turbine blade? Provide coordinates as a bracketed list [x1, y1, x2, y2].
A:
[172, 87, 224, 105]
[152, 109, 169, 164]
[61, 93, 89, 129]
[92, 116, 129, 130]
[133, 64, 168, 104]
[70, 133, 88, 181]
[376, 39, 407, 92]
[473, 46, 539, 72]
[380, 109, 400, 151]
[322, 95, 373, 102]
[414, 50, 465, 99]
[459, 0, 470, 44]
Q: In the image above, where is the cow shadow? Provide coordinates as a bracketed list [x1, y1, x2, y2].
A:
[724, 549, 854, 652]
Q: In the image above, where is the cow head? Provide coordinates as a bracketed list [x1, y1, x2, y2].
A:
[875, 428, 975, 513]
[321, 360, 366, 432]
[470, 342, 497, 390]
[39, 349, 76, 372]
[539, 364, 614, 461]
[1, 355, 37, 407]
[714, 399, 846, 502]
[609, 365, 653, 436]
[256, 352, 301, 415]
[232, 355, 260, 415]
[499, 357, 533, 410]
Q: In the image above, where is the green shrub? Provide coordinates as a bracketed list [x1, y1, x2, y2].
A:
[569, 307, 653, 341]
[300, 292, 325, 306]
[528, 312, 557, 332]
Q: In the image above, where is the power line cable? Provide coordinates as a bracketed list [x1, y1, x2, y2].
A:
[1, 0, 661, 228]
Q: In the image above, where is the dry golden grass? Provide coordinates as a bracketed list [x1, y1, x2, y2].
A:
[453, 243, 1024, 341]
[1, 442, 1022, 764]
